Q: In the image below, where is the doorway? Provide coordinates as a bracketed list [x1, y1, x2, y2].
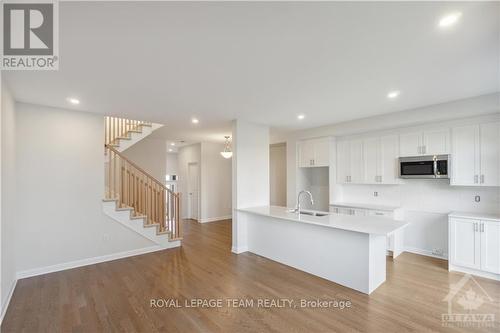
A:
[270, 143, 287, 206]
[187, 162, 199, 220]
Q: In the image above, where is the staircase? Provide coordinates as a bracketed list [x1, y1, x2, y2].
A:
[102, 116, 182, 248]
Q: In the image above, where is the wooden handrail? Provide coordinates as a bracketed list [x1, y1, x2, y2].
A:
[106, 144, 176, 196]
[105, 143, 182, 240]
[104, 116, 152, 146]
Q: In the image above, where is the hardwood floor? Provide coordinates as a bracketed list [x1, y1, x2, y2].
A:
[2, 219, 499, 332]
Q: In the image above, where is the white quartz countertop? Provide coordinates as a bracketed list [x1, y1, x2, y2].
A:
[449, 211, 500, 222]
[330, 202, 400, 211]
[238, 206, 408, 236]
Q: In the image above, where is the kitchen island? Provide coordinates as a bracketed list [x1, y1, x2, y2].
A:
[236, 206, 408, 294]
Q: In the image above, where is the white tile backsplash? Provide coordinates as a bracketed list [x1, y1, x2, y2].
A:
[337, 181, 499, 258]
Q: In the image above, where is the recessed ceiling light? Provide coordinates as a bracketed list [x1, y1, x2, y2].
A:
[191, 118, 199, 124]
[170, 142, 175, 146]
[297, 114, 305, 120]
[387, 90, 400, 99]
[67, 97, 80, 105]
[168, 148, 173, 152]
[439, 12, 462, 28]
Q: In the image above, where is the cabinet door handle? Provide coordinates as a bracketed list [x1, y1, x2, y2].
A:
[417, 146, 421, 154]
[474, 175, 478, 184]
[480, 223, 484, 233]
[480, 175, 484, 184]
[474, 222, 478, 232]
[423, 146, 426, 154]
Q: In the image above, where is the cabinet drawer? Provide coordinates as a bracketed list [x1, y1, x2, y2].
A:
[368, 210, 393, 218]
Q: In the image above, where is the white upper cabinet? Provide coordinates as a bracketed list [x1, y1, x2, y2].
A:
[479, 123, 500, 187]
[451, 122, 499, 187]
[399, 128, 450, 156]
[363, 137, 379, 184]
[362, 135, 399, 184]
[313, 138, 330, 167]
[338, 134, 398, 185]
[379, 135, 399, 184]
[298, 137, 330, 168]
[399, 131, 422, 157]
[423, 128, 450, 155]
[349, 139, 364, 183]
[336, 140, 350, 183]
[298, 140, 314, 168]
[451, 125, 478, 186]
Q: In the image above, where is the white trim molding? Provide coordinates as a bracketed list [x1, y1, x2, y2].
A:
[200, 215, 232, 223]
[16, 245, 167, 280]
[0, 279, 18, 325]
[404, 246, 448, 260]
[231, 246, 248, 254]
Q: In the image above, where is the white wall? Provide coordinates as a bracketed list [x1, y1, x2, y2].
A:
[122, 137, 166, 182]
[166, 152, 178, 177]
[285, 94, 500, 259]
[200, 142, 232, 222]
[232, 120, 269, 253]
[1, 81, 17, 318]
[270, 143, 287, 206]
[178, 143, 201, 219]
[14, 103, 155, 274]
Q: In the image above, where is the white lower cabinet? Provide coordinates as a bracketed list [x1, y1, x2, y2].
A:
[480, 220, 500, 274]
[330, 204, 404, 258]
[449, 214, 500, 280]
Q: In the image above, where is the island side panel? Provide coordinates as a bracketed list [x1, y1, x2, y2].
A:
[368, 234, 387, 294]
[244, 212, 373, 294]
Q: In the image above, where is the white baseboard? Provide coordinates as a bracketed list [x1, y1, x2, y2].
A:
[231, 246, 248, 254]
[16, 245, 166, 280]
[0, 278, 17, 325]
[200, 215, 232, 223]
[404, 246, 448, 260]
[449, 264, 500, 281]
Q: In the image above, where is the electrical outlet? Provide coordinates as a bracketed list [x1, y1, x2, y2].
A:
[475, 195, 481, 203]
[432, 248, 444, 256]
[373, 192, 378, 197]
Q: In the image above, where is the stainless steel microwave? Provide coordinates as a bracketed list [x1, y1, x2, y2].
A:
[398, 155, 449, 179]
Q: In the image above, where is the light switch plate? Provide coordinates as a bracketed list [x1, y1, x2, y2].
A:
[475, 195, 481, 203]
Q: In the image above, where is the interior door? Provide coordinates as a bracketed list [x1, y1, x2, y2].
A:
[423, 128, 450, 155]
[379, 135, 399, 184]
[480, 220, 500, 274]
[479, 122, 500, 186]
[363, 137, 379, 184]
[399, 131, 422, 157]
[349, 139, 364, 183]
[451, 125, 479, 186]
[450, 218, 480, 269]
[187, 162, 199, 220]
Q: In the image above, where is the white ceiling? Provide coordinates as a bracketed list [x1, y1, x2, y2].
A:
[4, 1, 499, 143]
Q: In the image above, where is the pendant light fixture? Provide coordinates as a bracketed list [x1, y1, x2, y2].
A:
[220, 136, 233, 159]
